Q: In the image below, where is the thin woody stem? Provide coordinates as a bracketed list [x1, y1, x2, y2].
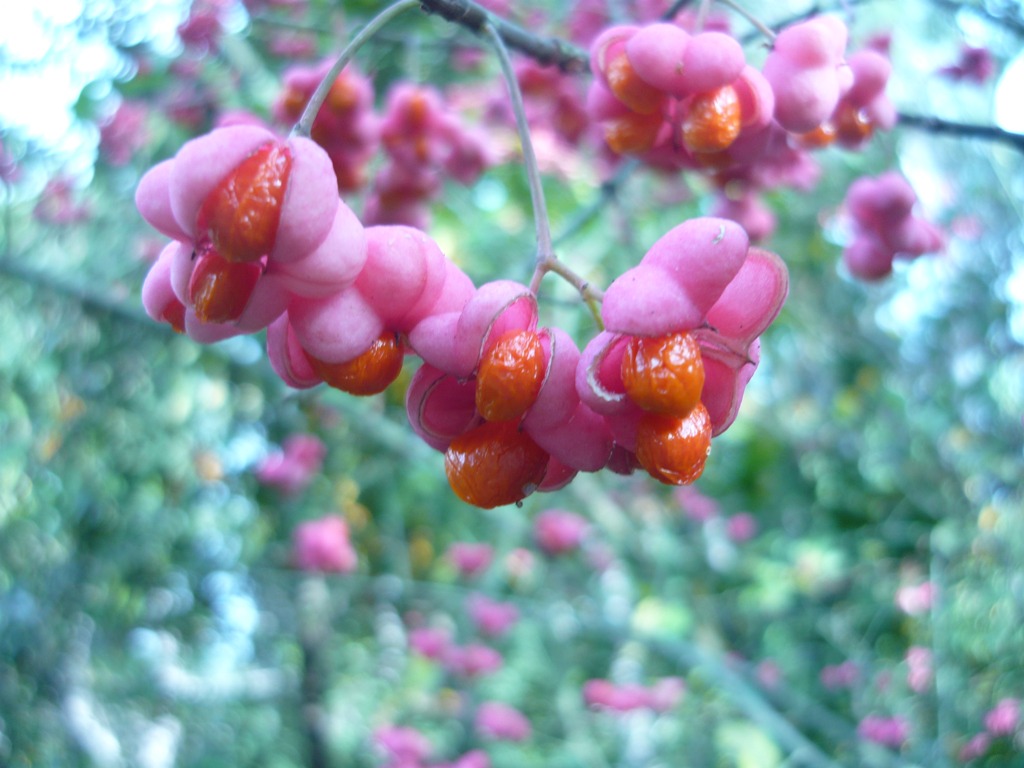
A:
[482, 22, 606, 323]
[291, 0, 419, 138]
[546, 257, 606, 312]
[715, 0, 777, 41]
[481, 22, 554, 272]
[695, 0, 712, 31]
[419, 0, 588, 72]
[663, 0, 697, 18]
[898, 112, 1024, 153]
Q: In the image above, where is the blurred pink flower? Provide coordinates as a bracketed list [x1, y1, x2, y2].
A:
[162, 86, 212, 129]
[291, 515, 356, 573]
[711, 191, 776, 244]
[583, 679, 652, 713]
[938, 45, 996, 83]
[267, 31, 318, 58]
[534, 509, 588, 555]
[858, 714, 909, 748]
[447, 542, 494, 578]
[466, 594, 519, 637]
[475, 701, 531, 742]
[726, 513, 758, 543]
[374, 725, 432, 763]
[905, 646, 933, 693]
[99, 101, 149, 166]
[409, 627, 451, 661]
[756, 660, 782, 689]
[444, 643, 503, 678]
[958, 732, 991, 762]
[866, 32, 892, 55]
[984, 697, 1020, 736]
[648, 677, 686, 712]
[896, 581, 935, 616]
[177, 0, 229, 52]
[820, 661, 859, 690]
[256, 434, 326, 494]
[33, 177, 91, 225]
[675, 486, 719, 522]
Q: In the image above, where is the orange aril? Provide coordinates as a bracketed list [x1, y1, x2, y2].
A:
[196, 142, 292, 263]
[797, 121, 837, 149]
[606, 53, 666, 115]
[475, 330, 546, 422]
[833, 102, 874, 145]
[605, 112, 663, 154]
[187, 249, 261, 324]
[444, 421, 549, 509]
[621, 331, 705, 418]
[307, 332, 404, 396]
[161, 297, 187, 334]
[682, 85, 742, 154]
[634, 404, 712, 486]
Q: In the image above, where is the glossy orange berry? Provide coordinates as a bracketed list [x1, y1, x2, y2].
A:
[278, 87, 307, 120]
[188, 249, 262, 324]
[682, 85, 742, 154]
[606, 53, 666, 115]
[796, 121, 837, 149]
[161, 297, 187, 334]
[404, 91, 431, 128]
[621, 331, 705, 418]
[605, 111, 664, 154]
[833, 102, 874, 146]
[475, 330, 546, 422]
[444, 421, 549, 509]
[307, 332, 404, 396]
[634, 404, 712, 486]
[326, 73, 360, 112]
[196, 142, 293, 263]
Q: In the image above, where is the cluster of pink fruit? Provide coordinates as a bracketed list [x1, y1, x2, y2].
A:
[580, 14, 943, 261]
[842, 171, 945, 280]
[273, 61, 489, 228]
[587, 22, 773, 163]
[136, 120, 788, 509]
[588, 15, 895, 169]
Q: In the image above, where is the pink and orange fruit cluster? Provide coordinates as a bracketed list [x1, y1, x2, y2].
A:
[137, 124, 788, 509]
[587, 23, 773, 163]
[588, 15, 896, 170]
[842, 171, 945, 280]
[273, 64, 489, 229]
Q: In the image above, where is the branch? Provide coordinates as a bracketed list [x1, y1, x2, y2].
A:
[468, 18, 603, 318]
[293, 0, 420, 138]
[418, 0, 589, 72]
[897, 113, 1024, 153]
[716, 0, 777, 41]
[481, 22, 554, 270]
[298, 577, 332, 768]
[0, 256, 158, 330]
[641, 635, 846, 768]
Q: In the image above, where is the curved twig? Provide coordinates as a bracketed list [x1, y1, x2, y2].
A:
[897, 112, 1024, 153]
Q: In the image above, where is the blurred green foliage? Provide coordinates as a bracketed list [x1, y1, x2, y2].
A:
[1, 1, 1023, 767]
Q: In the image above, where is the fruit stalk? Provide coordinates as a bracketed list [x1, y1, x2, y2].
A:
[291, 0, 420, 139]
